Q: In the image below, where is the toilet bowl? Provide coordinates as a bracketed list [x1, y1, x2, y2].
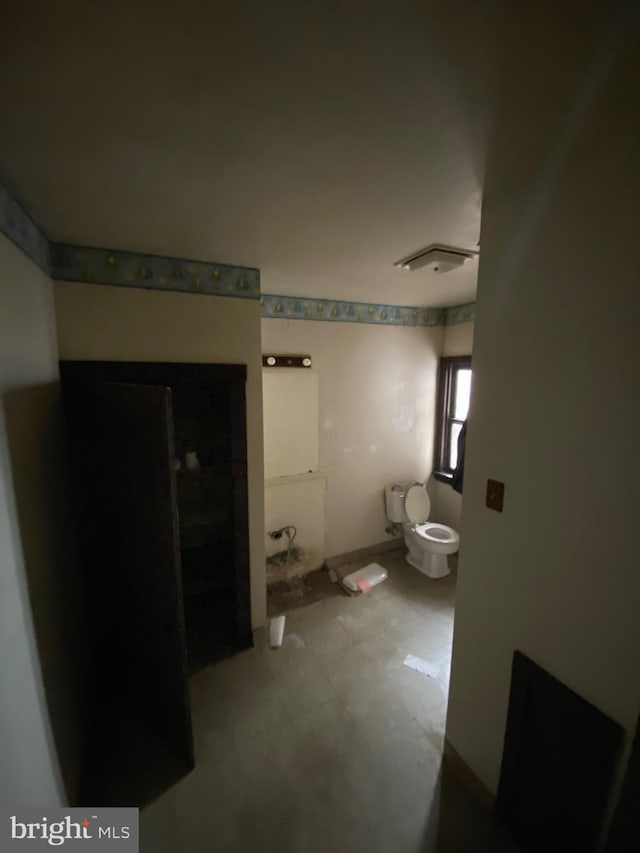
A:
[385, 483, 459, 579]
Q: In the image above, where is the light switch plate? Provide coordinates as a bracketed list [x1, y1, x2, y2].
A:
[486, 479, 505, 512]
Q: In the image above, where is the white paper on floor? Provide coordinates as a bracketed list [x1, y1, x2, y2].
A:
[287, 633, 306, 648]
[269, 615, 286, 648]
[403, 654, 438, 678]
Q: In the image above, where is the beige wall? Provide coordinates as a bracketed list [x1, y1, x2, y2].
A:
[262, 370, 325, 572]
[0, 233, 64, 805]
[441, 322, 474, 359]
[262, 318, 443, 558]
[431, 321, 474, 531]
[263, 370, 319, 478]
[446, 4, 640, 815]
[54, 281, 266, 628]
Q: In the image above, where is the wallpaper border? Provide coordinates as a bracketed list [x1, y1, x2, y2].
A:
[0, 180, 51, 273]
[50, 243, 260, 300]
[261, 294, 443, 327]
[443, 302, 475, 326]
[1, 177, 475, 324]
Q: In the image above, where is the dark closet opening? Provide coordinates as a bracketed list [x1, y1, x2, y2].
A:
[60, 361, 252, 806]
[172, 383, 238, 672]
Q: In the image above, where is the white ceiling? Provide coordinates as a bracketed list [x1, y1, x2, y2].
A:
[0, 2, 495, 307]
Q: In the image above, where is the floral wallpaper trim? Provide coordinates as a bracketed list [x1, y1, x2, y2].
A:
[443, 302, 475, 325]
[260, 294, 444, 327]
[50, 243, 260, 299]
[0, 180, 51, 272]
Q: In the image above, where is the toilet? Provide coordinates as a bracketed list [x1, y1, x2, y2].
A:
[385, 482, 459, 579]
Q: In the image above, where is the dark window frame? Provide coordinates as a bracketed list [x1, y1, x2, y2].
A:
[434, 355, 472, 483]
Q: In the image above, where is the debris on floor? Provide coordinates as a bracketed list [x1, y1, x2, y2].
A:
[403, 653, 438, 678]
[266, 567, 345, 617]
[328, 567, 339, 583]
[342, 562, 388, 594]
[287, 633, 306, 648]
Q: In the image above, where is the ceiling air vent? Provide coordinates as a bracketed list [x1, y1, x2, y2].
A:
[394, 244, 477, 274]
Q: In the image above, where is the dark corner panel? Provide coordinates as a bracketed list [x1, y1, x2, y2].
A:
[604, 716, 640, 852]
[496, 650, 623, 853]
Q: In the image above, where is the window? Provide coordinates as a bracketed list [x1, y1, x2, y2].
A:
[435, 355, 472, 480]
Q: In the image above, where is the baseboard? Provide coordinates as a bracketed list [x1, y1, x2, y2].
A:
[325, 538, 404, 570]
[443, 739, 495, 808]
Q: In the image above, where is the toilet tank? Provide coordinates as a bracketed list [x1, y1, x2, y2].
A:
[385, 483, 411, 523]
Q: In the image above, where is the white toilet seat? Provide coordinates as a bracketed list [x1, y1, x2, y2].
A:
[414, 522, 459, 554]
[405, 484, 431, 524]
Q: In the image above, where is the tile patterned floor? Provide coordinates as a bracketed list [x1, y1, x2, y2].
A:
[141, 549, 515, 852]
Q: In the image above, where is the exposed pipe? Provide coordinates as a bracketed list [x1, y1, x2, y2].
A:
[269, 525, 297, 563]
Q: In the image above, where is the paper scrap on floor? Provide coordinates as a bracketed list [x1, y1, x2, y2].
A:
[403, 654, 438, 678]
[342, 562, 388, 593]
